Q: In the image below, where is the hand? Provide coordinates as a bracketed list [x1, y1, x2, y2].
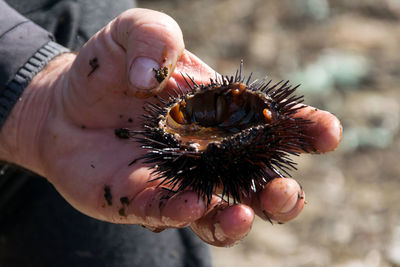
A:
[0, 8, 342, 247]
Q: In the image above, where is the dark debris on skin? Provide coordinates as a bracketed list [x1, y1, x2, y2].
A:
[153, 66, 168, 83]
[114, 128, 131, 139]
[104, 185, 112, 206]
[88, 57, 99, 77]
[118, 196, 130, 217]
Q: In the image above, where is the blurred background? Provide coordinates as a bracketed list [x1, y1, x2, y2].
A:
[137, 0, 400, 266]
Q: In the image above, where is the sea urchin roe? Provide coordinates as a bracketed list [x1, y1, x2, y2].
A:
[162, 82, 274, 150]
[263, 108, 273, 122]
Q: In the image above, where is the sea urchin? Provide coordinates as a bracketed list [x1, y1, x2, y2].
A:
[132, 64, 312, 204]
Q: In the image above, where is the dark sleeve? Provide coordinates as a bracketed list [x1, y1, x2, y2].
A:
[0, 0, 133, 207]
[0, 0, 69, 129]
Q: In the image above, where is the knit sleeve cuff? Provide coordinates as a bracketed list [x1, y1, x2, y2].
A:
[0, 41, 70, 129]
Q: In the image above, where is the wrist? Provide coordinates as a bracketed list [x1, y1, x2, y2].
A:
[0, 53, 76, 175]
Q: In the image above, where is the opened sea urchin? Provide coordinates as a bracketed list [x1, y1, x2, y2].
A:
[133, 64, 312, 204]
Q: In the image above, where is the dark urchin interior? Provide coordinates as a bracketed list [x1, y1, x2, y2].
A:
[134, 66, 312, 204]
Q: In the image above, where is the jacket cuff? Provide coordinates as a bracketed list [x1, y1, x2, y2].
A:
[0, 41, 70, 129]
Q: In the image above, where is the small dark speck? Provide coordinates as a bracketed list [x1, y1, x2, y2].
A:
[114, 128, 130, 139]
[118, 207, 127, 217]
[314, 108, 318, 111]
[90, 164, 95, 168]
[119, 114, 124, 119]
[184, 199, 188, 203]
[120, 196, 130, 205]
[128, 118, 133, 123]
[81, 125, 86, 129]
[88, 57, 99, 77]
[104, 185, 112, 206]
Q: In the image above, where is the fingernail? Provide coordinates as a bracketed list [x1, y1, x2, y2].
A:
[279, 190, 299, 213]
[261, 177, 300, 214]
[129, 57, 159, 91]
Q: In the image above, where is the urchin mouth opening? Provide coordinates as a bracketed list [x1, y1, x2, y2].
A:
[161, 82, 275, 149]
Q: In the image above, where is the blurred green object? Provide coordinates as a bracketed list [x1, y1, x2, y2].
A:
[292, 0, 330, 20]
[305, 0, 330, 20]
[342, 126, 394, 152]
[291, 50, 371, 94]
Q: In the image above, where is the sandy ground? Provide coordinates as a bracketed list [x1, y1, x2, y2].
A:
[137, 1, 400, 266]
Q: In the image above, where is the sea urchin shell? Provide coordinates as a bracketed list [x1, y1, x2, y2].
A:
[133, 64, 312, 204]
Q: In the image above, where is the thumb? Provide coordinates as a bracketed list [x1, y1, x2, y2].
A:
[111, 8, 185, 98]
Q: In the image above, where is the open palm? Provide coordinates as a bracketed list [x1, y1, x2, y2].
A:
[0, 9, 342, 247]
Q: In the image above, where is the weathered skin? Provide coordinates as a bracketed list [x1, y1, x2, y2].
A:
[0, 9, 342, 247]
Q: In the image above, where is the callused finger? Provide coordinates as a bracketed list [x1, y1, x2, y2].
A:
[126, 187, 205, 229]
[294, 106, 342, 153]
[191, 200, 254, 247]
[257, 177, 305, 223]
